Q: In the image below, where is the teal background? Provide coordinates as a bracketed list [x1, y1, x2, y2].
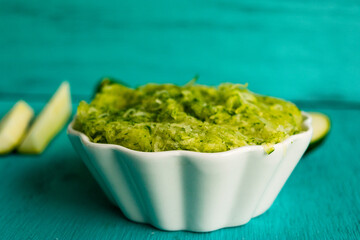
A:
[0, 0, 360, 239]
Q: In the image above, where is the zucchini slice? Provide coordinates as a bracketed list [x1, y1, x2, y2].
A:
[306, 112, 330, 152]
[309, 112, 330, 144]
[18, 82, 72, 154]
[0, 101, 34, 154]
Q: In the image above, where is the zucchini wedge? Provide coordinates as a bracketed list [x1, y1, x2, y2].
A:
[0, 101, 34, 154]
[18, 82, 72, 154]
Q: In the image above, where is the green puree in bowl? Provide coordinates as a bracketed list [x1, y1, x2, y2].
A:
[74, 82, 303, 154]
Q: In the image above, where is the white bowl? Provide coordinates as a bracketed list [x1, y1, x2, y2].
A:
[67, 112, 312, 232]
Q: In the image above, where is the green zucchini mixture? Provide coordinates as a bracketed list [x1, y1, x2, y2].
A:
[74, 81, 303, 153]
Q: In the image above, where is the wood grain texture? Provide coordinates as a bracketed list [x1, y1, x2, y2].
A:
[1, 0, 360, 239]
[0, 102, 359, 239]
[0, 0, 360, 102]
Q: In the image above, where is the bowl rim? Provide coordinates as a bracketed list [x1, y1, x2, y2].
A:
[67, 112, 312, 157]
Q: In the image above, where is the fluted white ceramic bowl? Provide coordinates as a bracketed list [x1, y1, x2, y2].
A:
[67, 112, 312, 232]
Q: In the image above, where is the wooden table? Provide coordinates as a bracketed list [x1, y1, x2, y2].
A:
[1, 0, 359, 239]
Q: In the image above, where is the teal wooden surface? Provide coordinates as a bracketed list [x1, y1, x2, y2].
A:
[0, 104, 359, 239]
[1, 0, 360, 102]
[1, 0, 360, 239]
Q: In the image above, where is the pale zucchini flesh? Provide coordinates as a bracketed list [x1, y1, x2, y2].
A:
[18, 82, 72, 154]
[309, 112, 330, 144]
[0, 101, 34, 154]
